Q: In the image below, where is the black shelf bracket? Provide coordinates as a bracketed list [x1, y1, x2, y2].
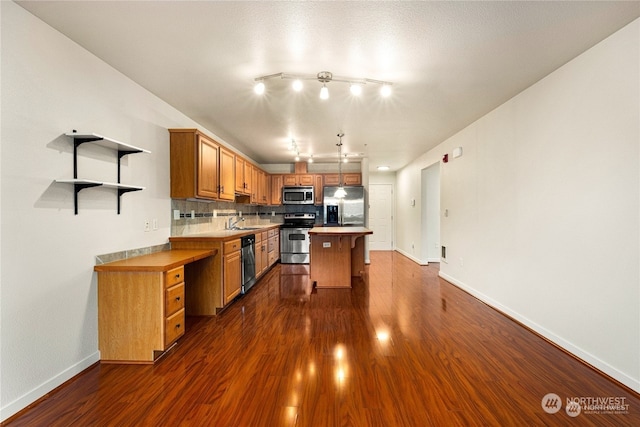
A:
[117, 149, 143, 183]
[73, 136, 103, 179]
[117, 187, 143, 215]
[73, 182, 102, 215]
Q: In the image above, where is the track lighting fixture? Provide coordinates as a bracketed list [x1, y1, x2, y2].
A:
[253, 71, 392, 99]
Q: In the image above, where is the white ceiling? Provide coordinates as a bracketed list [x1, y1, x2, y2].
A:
[16, 1, 640, 171]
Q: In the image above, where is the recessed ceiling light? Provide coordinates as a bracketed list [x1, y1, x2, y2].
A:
[254, 81, 265, 95]
[377, 166, 390, 171]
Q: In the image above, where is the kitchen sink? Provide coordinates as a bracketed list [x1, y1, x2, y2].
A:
[231, 227, 262, 230]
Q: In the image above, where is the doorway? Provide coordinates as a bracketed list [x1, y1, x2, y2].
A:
[368, 184, 394, 250]
[421, 163, 440, 263]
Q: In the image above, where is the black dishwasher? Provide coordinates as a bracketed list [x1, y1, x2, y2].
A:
[241, 235, 256, 294]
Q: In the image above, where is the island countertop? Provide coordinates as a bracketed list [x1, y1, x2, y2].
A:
[309, 226, 373, 235]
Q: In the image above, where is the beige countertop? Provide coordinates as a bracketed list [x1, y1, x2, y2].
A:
[309, 226, 373, 235]
[169, 224, 282, 241]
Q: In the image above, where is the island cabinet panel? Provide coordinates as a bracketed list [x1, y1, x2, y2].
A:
[309, 235, 351, 288]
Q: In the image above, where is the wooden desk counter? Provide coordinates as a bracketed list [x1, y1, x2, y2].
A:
[95, 249, 216, 363]
[308, 227, 372, 288]
[94, 249, 216, 272]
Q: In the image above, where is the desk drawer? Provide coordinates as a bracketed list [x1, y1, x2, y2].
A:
[165, 266, 184, 288]
[165, 283, 185, 316]
[165, 308, 185, 347]
[224, 239, 241, 255]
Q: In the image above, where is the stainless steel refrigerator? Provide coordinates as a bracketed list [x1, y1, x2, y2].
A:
[323, 185, 365, 226]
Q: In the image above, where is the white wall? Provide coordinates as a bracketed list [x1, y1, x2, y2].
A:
[421, 163, 440, 263]
[0, 2, 225, 420]
[396, 19, 640, 391]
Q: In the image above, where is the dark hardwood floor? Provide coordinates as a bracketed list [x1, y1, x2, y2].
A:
[5, 251, 639, 426]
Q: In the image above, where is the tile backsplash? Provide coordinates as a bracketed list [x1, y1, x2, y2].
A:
[172, 199, 324, 236]
[170, 199, 323, 236]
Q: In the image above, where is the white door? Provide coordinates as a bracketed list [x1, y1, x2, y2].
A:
[368, 184, 393, 250]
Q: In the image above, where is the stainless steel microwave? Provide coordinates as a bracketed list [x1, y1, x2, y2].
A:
[282, 186, 314, 204]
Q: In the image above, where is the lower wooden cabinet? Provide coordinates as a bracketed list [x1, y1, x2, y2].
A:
[223, 239, 242, 305]
[97, 266, 186, 363]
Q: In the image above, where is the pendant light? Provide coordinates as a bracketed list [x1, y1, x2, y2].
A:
[334, 133, 347, 198]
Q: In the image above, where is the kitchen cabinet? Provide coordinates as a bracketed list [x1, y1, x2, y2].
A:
[223, 239, 242, 305]
[267, 228, 280, 267]
[271, 175, 283, 205]
[169, 129, 223, 200]
[256, 231, 269, 277]
[235, 156, 252, 195]
[283, 174, 314, 186]
[323, 173, 361, 186]
[314, 174, 323, 205]
[219, 146, 235, 201]
[94, 249, 215, 363]
[251, 165, 259, 204]
[258, 169, 269, 205]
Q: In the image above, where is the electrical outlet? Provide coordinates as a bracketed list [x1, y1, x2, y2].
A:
[173, 210, 180, 220]
[144, 219, 150, 232]
[152, 218, 158, 230]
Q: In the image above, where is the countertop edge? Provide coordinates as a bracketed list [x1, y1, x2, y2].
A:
[93, 249, 217, 272]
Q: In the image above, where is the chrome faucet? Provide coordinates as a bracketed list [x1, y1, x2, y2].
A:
[228, 216, 245, 229]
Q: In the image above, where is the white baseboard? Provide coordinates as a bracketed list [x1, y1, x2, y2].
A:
[394, 248, 427, 265]
[438, 271, 640, 393]
[1, 351, 100, 422]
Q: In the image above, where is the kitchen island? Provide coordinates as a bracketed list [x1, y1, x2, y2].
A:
[308, 226, 373, 288]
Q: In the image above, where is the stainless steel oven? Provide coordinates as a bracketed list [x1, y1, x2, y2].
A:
[280, 213, 315, 264]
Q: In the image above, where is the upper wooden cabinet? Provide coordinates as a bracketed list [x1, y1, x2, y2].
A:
[314, 175, 323, 205]
[271, 175, 283, 205]
[235, 157, 252, 195]
[170, 129, 220, 199]
[323, 173, 362, 186]
[218, 146, 235, 201]
[283, 174, 314, 186]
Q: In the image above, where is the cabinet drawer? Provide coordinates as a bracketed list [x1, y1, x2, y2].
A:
[268, 250, 277, 266]
[165, 266, 184, 288]
[165, 308, 185, 347]
[268, 228, 277, 238]
[261, 231, 268, 241]
[165, 283, 185, 316]
[224, 239, 241, 254]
